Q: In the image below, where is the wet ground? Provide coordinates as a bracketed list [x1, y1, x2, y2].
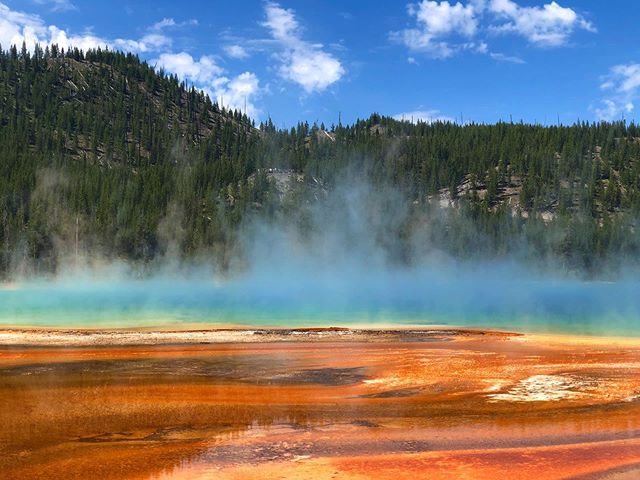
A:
[1, 328, 640, 479]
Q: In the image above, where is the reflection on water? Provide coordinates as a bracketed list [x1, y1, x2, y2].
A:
[2, 335, 640, 479]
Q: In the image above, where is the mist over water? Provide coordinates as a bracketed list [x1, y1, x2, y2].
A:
[2, 264, 640, 336]
[2, 178, 640, 336]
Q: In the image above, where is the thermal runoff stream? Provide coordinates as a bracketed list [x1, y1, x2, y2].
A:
[3, 266, 640, 336]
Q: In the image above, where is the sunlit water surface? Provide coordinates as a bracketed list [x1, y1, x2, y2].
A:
[2, 269, 640, 335]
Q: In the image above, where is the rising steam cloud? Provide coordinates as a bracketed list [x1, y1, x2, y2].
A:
[1, 174, 640, 336]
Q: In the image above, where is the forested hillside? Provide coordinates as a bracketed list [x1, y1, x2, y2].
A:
[1, 44, 640, 277]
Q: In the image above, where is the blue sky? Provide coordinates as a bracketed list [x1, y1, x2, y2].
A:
[1, 0, 639, 127]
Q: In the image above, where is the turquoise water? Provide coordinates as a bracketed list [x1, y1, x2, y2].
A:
[2, 270, 640, 336]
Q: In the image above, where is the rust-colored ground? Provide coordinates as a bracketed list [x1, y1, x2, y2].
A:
[1, 329, 640, 479]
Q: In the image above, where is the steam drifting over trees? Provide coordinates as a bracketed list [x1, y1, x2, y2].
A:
[1, 45, 640, 278]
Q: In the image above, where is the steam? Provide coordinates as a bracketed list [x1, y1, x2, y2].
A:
[2, 173, 640, 336]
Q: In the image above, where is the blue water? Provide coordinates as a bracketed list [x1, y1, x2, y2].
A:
[2, 268, 640, 336]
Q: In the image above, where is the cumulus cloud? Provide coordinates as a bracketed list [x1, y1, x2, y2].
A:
[0, 2, 181, 54]
[0, 3, 208, 55]
[393, 109, 455, 123]
[393, 0, 594, 59]
[154, 52, 224, 84]
[262, 2, 344, 93]
[0, 2, 102, 51]
[224, 44, 249, 59]
[47, 26, 110, 52]
[594, 64, 640, 121]
[211, 72, 261, 118]
[489, 0, 595, 47]
[153, 52, 261, 118]
[113, 33, 172, 53]
[392, 0, 479, 58]
[280, 49, 344, 93]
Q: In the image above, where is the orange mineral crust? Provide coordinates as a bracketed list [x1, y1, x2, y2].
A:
[1, 328, 640, 479]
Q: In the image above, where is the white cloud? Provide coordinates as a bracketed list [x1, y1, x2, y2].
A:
[0, 3, 45, 49]
[154, 52, 262, 119]
[391, 1, 481, 58]
[263, 3, 299, 42]
[224, 44, 249, 59]
[113, 17, 197, 54]
[393, 0, 595, 59]
[151, 18, 198, 31]
[140, 33, 172, 50]
[595, 64, 640, 121]
[605, 64, 640, 94]
[154, 52, 224, 84]
[489, 0, 595, 47]
[281, 48, 343, 93]
[0, 4, 111, 52]
[393, 109, 455, 123]
[489, 52, 525, 63]
[152, 18, 177, 30]
[594, 100, 622, 122]
[0, 4, 206, 55]
[33, 0, 76, 12]
[211, 72, 261, 118]
[262, 2, 344, 93]
[0, 2, 178, 53]
[47, 26, 109, 52]
[411, 0, 478, 37]
[0, 3, 261, 119]
[114, 33, 172, 53]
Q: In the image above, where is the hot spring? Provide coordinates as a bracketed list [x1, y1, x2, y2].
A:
[2, 264, 640, 336]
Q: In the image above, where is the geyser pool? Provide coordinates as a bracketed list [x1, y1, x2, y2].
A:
[1, 267, 640, 336]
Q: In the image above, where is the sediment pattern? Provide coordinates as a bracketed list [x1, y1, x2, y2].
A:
[1, 328, 639, 479]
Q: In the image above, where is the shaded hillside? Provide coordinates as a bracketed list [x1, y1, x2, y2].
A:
[1, 45, 640, 277]
[0, 45, 265, 274]
[0, 43, 254, 163]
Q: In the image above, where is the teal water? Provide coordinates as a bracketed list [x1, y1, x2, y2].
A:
[2, 270, 640, 336]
